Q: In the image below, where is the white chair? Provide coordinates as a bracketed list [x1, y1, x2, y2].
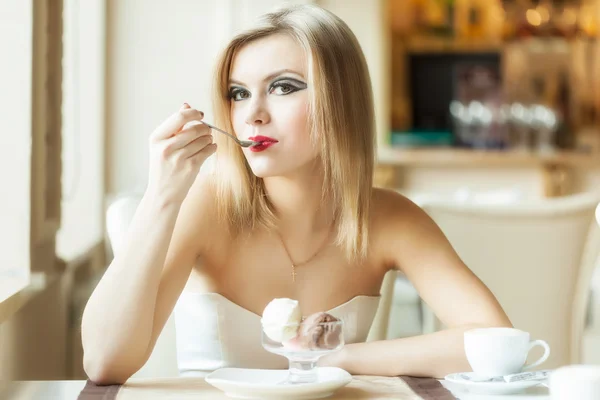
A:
[367, 269, 396, 342]
[393, 186, 527, 339]
[386, 273, 424, 339]
[105, 194, 397, 378]
[420, 192, 600, 369]
[581, 203, 600, 364]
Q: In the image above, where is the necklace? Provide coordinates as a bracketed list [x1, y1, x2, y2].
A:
[276, 223, 335, 282]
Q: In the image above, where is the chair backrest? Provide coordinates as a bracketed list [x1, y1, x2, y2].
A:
[581, 204, 600, 364]
[421, 192, 600, 369]
[106, 195, 142, 257]
[368, 269, 397, 342]
[105, 193, 395, 377]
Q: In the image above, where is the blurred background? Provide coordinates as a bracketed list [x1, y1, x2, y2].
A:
[1, 0, 600, 382]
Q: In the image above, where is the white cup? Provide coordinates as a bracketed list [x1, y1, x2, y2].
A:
[464, 327, 551, 378]
[550, 365, 600, 400]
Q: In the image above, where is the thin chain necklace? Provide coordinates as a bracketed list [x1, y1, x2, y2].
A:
[276, 222, 335, 282]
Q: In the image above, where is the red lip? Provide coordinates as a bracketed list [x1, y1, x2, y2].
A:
[249, 135, 278, 143]
[249, 136, 278, 152]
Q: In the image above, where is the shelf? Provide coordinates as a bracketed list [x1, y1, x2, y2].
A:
[376, 147, 600, 168]
[401, 36, 504, 54]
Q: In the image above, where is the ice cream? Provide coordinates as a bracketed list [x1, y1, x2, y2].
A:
[262, 298, 343, 351]
[285, 312, 342, 351]
[261, 298, 302, 343]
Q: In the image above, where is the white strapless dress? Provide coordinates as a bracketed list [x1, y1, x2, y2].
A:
[173, 292, 381, 377]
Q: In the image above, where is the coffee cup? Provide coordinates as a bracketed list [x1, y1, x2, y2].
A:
[464, 327, 550, 378]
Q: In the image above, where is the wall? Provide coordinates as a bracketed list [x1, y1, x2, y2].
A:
[318, 0, 390, 149]
[105, 0, 231, 195]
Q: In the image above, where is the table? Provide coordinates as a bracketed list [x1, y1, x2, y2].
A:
[0, 378, 550, 400]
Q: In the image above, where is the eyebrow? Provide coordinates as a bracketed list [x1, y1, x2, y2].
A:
[229, 69, 306, 86]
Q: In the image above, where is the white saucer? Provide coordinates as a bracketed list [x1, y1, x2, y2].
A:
[205, 367, 352, 399]
[444, 372, 544, 395]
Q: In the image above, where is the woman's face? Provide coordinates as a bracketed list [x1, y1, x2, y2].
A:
[228, 34, 317, 178]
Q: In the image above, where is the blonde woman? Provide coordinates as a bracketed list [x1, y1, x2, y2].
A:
[82, 4, 511, 385]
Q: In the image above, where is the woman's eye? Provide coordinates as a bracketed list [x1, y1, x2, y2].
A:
[271, 83, 295, 95]
[229, 88, 250, 102]
[270, 79, 306, 96]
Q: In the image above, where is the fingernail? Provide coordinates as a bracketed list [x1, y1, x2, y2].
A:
[182, 103, 191, 109]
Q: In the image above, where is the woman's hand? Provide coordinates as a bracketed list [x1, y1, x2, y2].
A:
[146, 103, 216, 205]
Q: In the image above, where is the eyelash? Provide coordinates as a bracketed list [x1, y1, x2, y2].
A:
[228, 80, 305, 102]
[228, 87, 250, 102]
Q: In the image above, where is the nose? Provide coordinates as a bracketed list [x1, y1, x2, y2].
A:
[244, 97, 271, 126]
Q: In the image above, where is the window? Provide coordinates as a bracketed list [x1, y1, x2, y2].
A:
[56, 0, 106, 262]
[0, 0, 65, 304]
[0, 1, 33, 282]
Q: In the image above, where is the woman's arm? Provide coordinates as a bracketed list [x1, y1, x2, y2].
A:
[81, 195, 186, 383]
[81, 180, 215, 385]
[328, 324, 500, 378]
[323, 192, 511, 378]
[81, 105, 216, 384]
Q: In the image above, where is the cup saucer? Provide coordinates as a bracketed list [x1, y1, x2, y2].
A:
[205, 367, 352, 399]
[444, 372, 545, 395]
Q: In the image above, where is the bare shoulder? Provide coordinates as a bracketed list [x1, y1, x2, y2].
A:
[369, 190, 511, 329]
[369, 187, 450, 271]
[370, 187, 427, 230]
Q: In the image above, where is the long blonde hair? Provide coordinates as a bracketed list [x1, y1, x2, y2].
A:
[211, 4, 375, 261]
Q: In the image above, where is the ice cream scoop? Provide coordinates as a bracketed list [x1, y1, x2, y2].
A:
[285, 312, 342, 351]
[261, 298, 302, 343]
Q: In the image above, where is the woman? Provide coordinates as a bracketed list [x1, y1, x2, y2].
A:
[81, 4, 511, 385]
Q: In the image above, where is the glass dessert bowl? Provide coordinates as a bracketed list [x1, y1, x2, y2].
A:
[262, 311, 345, 384]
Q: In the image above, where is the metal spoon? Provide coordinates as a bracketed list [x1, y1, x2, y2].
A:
[200, 121, 261, 147]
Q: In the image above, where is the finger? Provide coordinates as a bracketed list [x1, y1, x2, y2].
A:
[188, 142, 217, 161]
[179, 135, 214, 158]
[151, 105, 205, 140]
[168, 124, 212, 150]
[176, 103, 191, 133]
